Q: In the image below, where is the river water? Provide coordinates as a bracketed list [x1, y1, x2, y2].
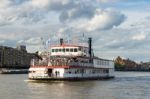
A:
[0, 72, 150, 99]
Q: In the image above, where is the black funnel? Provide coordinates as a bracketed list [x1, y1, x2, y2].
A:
[88, 37, 92, 57]
[60, 38, 63, 46]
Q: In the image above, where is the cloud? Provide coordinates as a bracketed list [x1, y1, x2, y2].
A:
[59, 3, 96, 22]
[132, 33, 146, 41]
[18, 37, 42, 45]
[0, 40, 5, 44]
[0, 32, 19, 40]
[78, 8, 126, 31]
[96, 0, 118, 3]
[0, 0, 11, 8]
[31, 0, 50, 8]
[0, 0, 48, 26]
[0, 0, 126, 29]
[31, 0, 75, 10]
[145, 16, 150, 20]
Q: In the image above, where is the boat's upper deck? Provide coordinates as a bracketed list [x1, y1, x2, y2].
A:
[50, 45, 90, 57]
[30, 37, 114, 69]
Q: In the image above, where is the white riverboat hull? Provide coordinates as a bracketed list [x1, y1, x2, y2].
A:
[29, 67, 114, 80]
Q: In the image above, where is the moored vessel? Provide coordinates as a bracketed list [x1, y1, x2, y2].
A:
[28, 37, 114, 80]
[0, 68, 28, 74]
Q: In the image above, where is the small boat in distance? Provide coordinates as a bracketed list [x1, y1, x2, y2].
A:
[28, 37, 114, 80]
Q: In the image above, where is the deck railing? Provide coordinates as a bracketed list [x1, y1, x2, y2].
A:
[31, 59, 93, 67]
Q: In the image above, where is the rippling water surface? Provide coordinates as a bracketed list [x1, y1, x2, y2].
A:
[0, 72, 150, 99]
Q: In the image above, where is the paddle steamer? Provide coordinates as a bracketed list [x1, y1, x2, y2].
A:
[28, 37, 114, 80]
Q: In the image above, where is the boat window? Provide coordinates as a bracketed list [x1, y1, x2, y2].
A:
[55, 49, 58, 52]
[74, 48, 77, 52]
[70, 48, 73, 52]
[78, 47, 81, 51]
[52, 49, 54, 52]
[59, 49, 61, 52]
[66, 48, 69, 52]
[84, 49, 86, 53]
[63, 48, 65, 52]
[106, 69, 109, 73]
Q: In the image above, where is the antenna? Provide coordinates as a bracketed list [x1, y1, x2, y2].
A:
[46, 38, 51, 48]
[40, 37, 46, 51]
[67, 32, 71, 44]
[73, 34, 78, 45]
[82, 33, 85, 41]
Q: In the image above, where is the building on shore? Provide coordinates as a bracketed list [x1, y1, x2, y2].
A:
[0, 45, 38, 69]
[115, 56, 138, 71]
[115, 56, 150, 71]
[138, 62, 150, 71]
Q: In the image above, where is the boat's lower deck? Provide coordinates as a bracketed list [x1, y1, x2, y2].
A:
[29, 67, 114, 80]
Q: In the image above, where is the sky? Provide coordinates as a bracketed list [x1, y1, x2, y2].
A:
[0, 0, 150, 62]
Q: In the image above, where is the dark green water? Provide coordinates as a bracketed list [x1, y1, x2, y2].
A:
[0, 72, 150, 99]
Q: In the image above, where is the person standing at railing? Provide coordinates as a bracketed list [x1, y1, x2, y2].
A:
[64, 58, 67, 66]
